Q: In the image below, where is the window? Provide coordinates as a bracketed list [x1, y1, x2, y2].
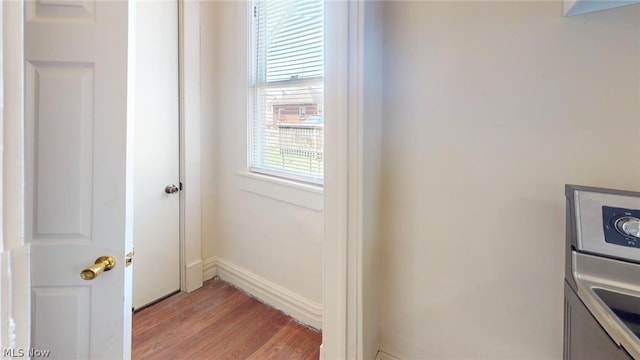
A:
[250, 0, 324, 185]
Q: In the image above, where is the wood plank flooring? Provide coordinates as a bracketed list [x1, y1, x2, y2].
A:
[132, 277, 321, 360]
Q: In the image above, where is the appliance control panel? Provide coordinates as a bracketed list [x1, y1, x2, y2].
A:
[603, 206, 640, 249]
[569, 185, 640, 263]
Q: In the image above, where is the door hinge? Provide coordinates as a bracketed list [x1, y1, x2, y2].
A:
[126, 246, 135, 268]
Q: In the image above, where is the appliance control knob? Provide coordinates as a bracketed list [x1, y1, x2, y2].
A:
[615, 216, 640, 238]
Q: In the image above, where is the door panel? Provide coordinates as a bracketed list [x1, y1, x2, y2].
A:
[31, 287, 90, 358]
[132, 0, 180, 309]
[25, 1, 133, 358]
[27, 0, 95, 21]
[28, 63, 93, 239]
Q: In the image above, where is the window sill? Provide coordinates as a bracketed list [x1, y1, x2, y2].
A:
[236, 171, 324, 211]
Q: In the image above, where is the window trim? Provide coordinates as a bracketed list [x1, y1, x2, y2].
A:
[236, 171, 323, 211]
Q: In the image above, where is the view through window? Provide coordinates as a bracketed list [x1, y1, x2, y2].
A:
[250, 0, 324, 185]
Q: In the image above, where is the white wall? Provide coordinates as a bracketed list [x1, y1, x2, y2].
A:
[200, 0, 323, 324]
[380, 2, 640, 359]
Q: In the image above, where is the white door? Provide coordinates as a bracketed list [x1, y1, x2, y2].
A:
[132, 0, 181, 309]
[25, 1, 134, 359]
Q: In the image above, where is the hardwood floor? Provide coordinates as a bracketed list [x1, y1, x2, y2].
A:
[132, 277, 321, 360]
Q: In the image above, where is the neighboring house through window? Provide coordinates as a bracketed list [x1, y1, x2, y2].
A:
[250, 0, 324, 185]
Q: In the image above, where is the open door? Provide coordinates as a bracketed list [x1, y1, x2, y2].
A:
[25, 1, 134, 358]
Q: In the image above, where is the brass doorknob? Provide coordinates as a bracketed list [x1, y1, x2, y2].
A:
[80, 256, 116, 280]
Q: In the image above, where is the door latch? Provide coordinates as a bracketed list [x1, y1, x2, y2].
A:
[126, 246, 135, 267]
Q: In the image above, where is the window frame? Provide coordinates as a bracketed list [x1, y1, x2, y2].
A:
[248, 0, 325, 186]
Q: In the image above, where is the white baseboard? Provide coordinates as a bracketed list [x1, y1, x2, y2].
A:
[375, 350, 402, 360]
[202, 257, 217, 281]
[203, 256, 322, 329]
[184, 259, 203, 293]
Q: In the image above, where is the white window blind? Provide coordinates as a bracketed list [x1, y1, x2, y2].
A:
[250, 0, 324, 185]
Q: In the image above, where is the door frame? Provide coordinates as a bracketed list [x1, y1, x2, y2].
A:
[323, 1, 364, 359]
[1, 0, 30, 351]
[323, 1, 379, 359]
[178, 0, 203, 294]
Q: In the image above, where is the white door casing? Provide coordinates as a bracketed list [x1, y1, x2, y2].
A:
[25, 1, 133, 358]
[2, 0, 30, 352]
[178, 0, 204, 294]
[133, 0, 180, 310]
[323, 0, 375, 358]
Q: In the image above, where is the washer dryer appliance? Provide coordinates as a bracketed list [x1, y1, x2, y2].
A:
[564, 184, 640, 359]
